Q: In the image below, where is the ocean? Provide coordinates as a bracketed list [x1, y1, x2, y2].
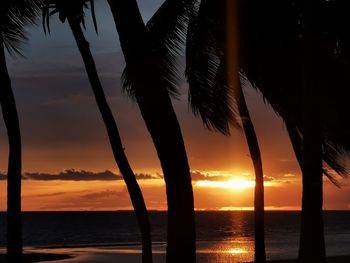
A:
[0, 211, 350, 261]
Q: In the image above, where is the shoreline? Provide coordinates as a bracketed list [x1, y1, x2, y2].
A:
[268, 256, 350, 263]
[0, 253, 72, 263]
[0, 246, 349, 263]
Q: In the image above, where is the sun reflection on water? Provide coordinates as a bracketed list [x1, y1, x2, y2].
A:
[197, 239, 254, 262]
[197, 209, 255, 262]
[226, 248, 249, 254]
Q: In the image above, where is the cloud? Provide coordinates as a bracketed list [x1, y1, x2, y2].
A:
[190, 171, 228, 181]
[135, 173, 161, 180]
[263, 175, 275, 181]
[24, 170, 119, 181]
[0, 170, 285, 184]
[0, 169, 242, 182]
[0, 170, 158, 181]
[35, 192, 67, 198]
[81, 188, 128, 200]
[38, 188, 132, 210]
[283, 173, 296, 177]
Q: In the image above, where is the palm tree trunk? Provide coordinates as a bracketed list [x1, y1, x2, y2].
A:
[298, 119, 325, 263]
[107, 1, 196, 262]
[299, 1, 326, 262]
[288, 120, 326, 262]
[288, 119, 325, 263]
[236, 83, 266, 263]
[0, 38, 23, 263]
[286, 110, 325, 263]
[66, 17, 153, 263]
[226, 0, 265, 261]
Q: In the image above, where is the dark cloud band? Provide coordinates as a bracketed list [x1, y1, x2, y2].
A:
[0, 170, 158, 181]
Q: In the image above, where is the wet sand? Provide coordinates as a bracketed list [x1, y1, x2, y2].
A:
[0, 252, 71, 263]
[269, 256, 350, 263]
[0, 246, 349, 262]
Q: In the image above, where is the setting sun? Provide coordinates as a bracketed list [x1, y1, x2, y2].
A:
[196, 179, 255, 190]
[1, 0, 350, 262]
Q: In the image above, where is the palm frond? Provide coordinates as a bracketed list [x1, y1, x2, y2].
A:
[237, 0, 350, 184]
[0, 0, 41, 56]
[41, 0, 98, 33]
[121, 0, 196, 99]
[145, 0, 196, 96]
[185, 0, 239, 134]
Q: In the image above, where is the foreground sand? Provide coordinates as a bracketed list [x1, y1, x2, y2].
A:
[0, 253, 71, 263]
[268, 256, 350, 263]
[0, 246, 349, 262]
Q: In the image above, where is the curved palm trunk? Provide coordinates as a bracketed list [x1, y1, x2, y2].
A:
[236, 83, 266, 263]
[298, 1, 326, 262]
[66, 17, 152, 263]
[107, 1, 196, 262]
[0, 39, 23, 263]
[226, 1, 265, 261]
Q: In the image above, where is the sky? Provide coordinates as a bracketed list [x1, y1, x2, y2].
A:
[0, 0, 349, 211]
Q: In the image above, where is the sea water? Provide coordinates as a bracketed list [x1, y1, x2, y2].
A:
[0, 211, 349, 261]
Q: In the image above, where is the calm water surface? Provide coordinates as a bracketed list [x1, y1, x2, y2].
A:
[0, 211, 349, 261]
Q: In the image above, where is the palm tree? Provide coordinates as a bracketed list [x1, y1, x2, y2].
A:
[185, 0, 266, 261]
[174, 1, 350, 262]
[41, 1, 152, 262]
[298, 1, 325, 261]
[237, 81, 266, 263]
[106, 1, 200, 262]
[0, 1, 40, 261]
[237, 0, 350, 262]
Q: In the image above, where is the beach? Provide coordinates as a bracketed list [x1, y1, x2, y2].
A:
[1, 245, 350, 263]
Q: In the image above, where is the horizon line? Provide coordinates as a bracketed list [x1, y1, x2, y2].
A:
[0, 209, 349, 212]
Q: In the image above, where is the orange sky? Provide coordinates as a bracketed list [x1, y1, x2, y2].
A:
[0, 0, 349, 211]
[1, 81, 349, 211]
[0, 170, 349, 211]
[1, 74, 349, 211]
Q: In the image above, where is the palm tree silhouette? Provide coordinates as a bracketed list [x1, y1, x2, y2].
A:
[0, 0, 40, 261]
[238, 0, 350, 262]
[41, 1, 153, 262]
[106, 1, 198, 262]
[167, 1, 350, 262]
[185, 0, 266, 261]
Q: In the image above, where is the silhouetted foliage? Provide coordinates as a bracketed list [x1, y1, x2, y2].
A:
[0, 1, 40, 262]
[239, 0, 350, 180]
[184, 1, 267, 261]
[1, 0, 40, 55]
[160, 0, 350, 262]
[107, 1, 196, 262]
[42, 0, 97, 34]
[238, 0, 350, 261]
[41, 1, 153, 262]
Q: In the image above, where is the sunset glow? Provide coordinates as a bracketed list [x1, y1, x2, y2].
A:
[2, 1, 350, 262]
[196, 179, 255, 190]
[0, 0, 349, 215]
[226, 248, 248, 255]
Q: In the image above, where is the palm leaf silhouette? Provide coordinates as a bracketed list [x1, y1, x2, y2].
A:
[41, 1, 153, 262]
[1, 0, 40, 56]
[1, 0, 40, 261]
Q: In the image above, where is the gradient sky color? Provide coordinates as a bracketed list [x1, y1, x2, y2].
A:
[0, 0, 349, 211]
